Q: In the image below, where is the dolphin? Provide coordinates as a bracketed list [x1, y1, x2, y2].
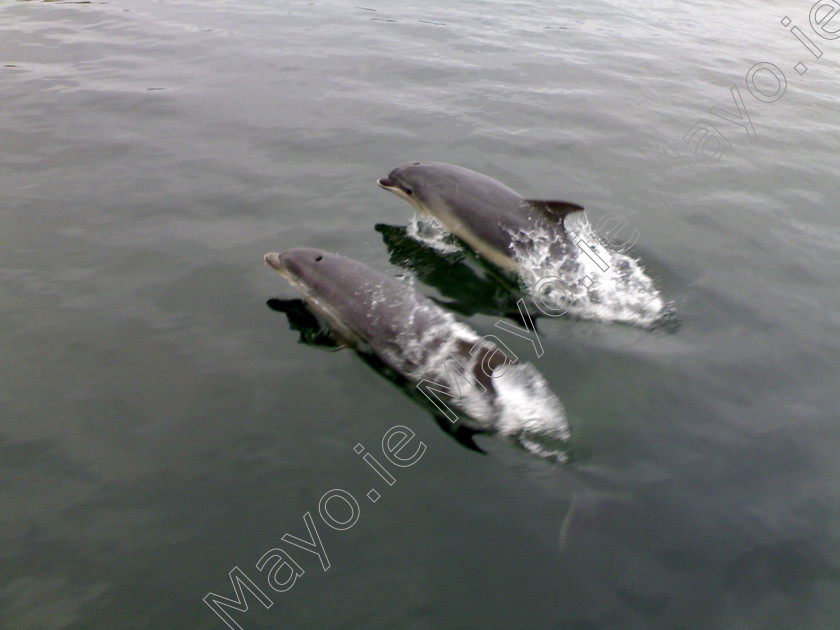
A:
[377, 161, 584, 271]
[264, 248, 569, 458]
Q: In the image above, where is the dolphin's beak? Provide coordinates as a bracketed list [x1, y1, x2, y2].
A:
[264, 252, 287, 275]
[377, 176, 395, 189]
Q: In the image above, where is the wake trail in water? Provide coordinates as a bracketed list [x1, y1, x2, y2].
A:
[407, 213, 670, 328]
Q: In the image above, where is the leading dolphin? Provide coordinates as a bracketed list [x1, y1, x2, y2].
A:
[264, 248, 569, 458]
[377, 161, 584, 271]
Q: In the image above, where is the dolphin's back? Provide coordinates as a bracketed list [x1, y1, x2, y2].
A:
[426, 163, 530, 232]
[418, 163, 558, 264]
[303, 255, 451, 371]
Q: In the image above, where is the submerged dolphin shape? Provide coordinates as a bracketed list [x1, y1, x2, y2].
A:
[377, 161, 584, 271]
[264, 248, 569, 459]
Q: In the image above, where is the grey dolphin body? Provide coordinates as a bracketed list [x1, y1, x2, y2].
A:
[264, 248, 569, 455]
[264, 248, 508, 391]
[377, 161, 584, 270]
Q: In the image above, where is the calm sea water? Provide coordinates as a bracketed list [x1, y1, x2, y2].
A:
[2, 0, 839, 628]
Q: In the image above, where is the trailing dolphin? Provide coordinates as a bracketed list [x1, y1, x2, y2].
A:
[264, 248, 569, 459]
[377, 161, 583, 271]
[378, 162, 670, 328]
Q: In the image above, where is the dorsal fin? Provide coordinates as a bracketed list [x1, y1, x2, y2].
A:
[524, 199, 584, 228]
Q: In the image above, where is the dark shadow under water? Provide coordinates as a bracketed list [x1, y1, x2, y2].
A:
[375, 223, 527, 322]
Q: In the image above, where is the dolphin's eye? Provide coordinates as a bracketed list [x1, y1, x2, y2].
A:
[315, 255, 323, 262]
[404, 187, 413, 196]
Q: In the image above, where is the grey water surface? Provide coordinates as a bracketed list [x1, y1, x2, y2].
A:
[1, 0, 839, 628]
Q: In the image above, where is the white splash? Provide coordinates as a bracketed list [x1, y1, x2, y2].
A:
[377, 300, 569, 461]
[513, 214, 668, 328]
[493, 362, 570, 461]
[406, 214, 463, 254]
[405, 212, 668, 328]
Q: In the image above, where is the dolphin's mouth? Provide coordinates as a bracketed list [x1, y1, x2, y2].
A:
[377, 177, 418, 208]
[377, 174, 424, 212]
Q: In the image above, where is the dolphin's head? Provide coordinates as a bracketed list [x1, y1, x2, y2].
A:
[265, 248, 319, 277]
[265, 248, 352, 308]
[377, 162, 456, 214]
[265, 248, 363, 344]
[264, 248, 341, 295]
